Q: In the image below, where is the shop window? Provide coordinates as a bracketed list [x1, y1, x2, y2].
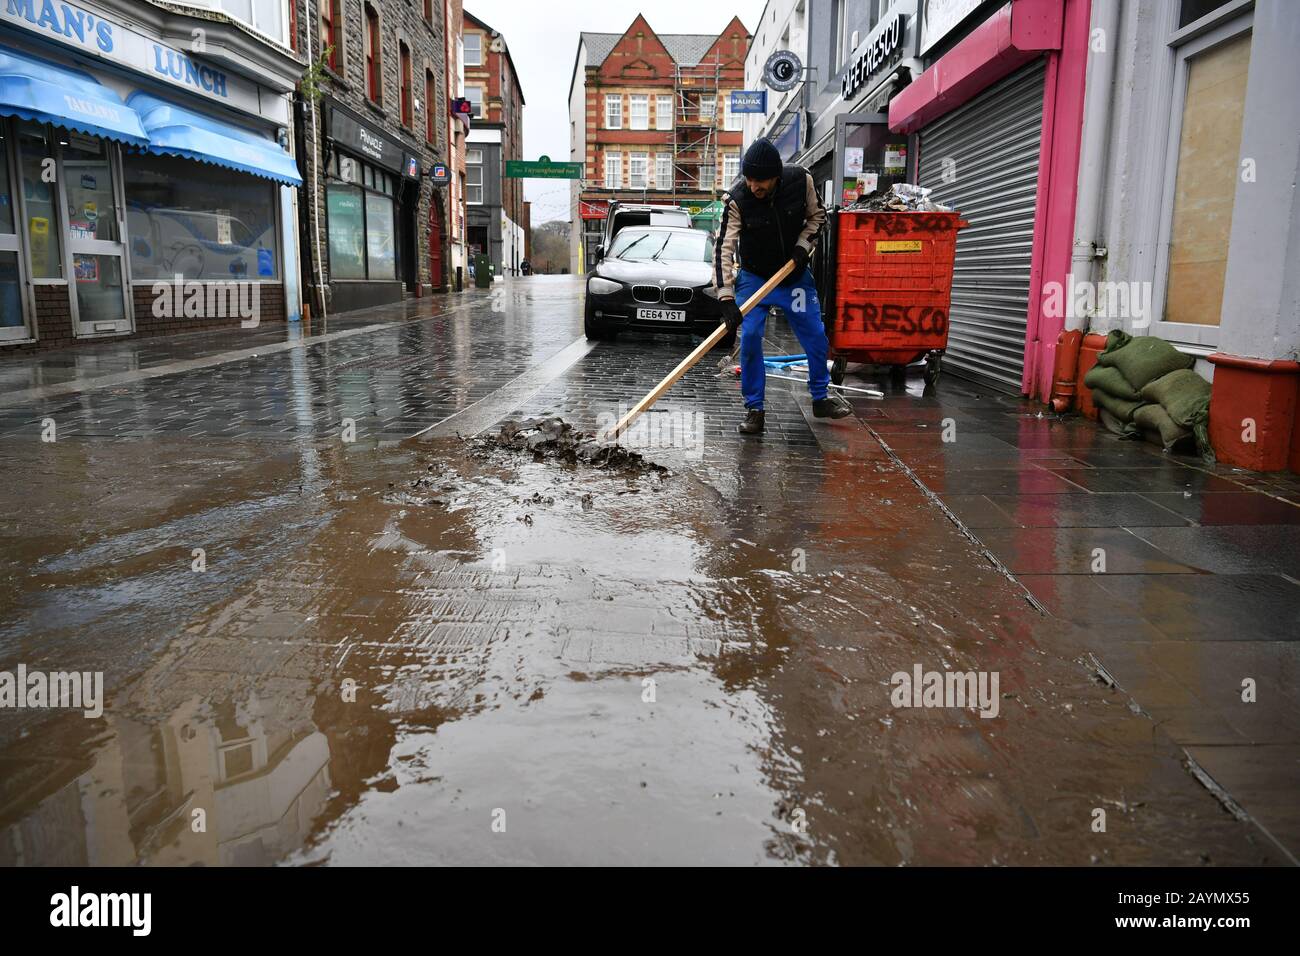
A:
[1158, 21, 1252, 336]
[123, 153, 280, 281]
[327, 184, 366, 278]
[464, 32, 482, 66]
[321, 0, 342, 69]
[365, 4, 382, 106]
[16, 121, 62, 279]
[365, 192, 396, 280]
[400, 41, 413, 129]
[656, 94, 674, 130]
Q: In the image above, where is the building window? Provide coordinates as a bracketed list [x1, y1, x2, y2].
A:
[605, 94, 622, 130]
[656, 153, 672, 190]
[321, 0, 341, 70]
[400, 42, 412, 128]
[1158, 22, 1252, 336]
[464, 32, 482, 66]
[724, 95, 743, 131]
[424, 0, 433, 23]
[15, 121, 62, 278]
[723, 152, 740, 185]
[604, 152, 621, 188]
[699, 95, 716, 123]
[629, 152, 648, 189]
[466, 149, 483, 204]
[699, 162, 715, 190]
[124, 152, 280, 281]
[656, 94, 674, 131]
[426, 70, 436, 144]
[364, 4, 381, 105]
[465, 84, 483, 118]
[629, 95, 649, 130]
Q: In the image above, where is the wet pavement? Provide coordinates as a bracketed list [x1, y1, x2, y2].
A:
[0, 275, 1296, 866]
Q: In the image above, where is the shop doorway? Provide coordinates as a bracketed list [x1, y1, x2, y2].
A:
[61, 133, 132, 335]
[428, 194, 444, 290]
[0, 124, 31, 342]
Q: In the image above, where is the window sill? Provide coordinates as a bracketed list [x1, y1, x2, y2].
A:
[323, 65, 349, 91]
[365, 99, 387, 119]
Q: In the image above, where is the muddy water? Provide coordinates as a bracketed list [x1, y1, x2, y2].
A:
[0, 428, 1282, 866]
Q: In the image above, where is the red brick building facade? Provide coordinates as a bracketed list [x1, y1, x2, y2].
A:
[569, 15, 752, 274]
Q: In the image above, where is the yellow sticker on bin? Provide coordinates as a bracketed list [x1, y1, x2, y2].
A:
[876, 240, 922, 253]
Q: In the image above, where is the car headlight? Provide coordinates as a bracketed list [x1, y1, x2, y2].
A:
[588, 277, 621, 295]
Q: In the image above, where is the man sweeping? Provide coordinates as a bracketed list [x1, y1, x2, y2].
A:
[715, 137, 850, 435]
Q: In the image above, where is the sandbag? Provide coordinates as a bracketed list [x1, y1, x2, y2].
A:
[1133, 402, 1192, 450]
[1083, 363, 1142, 401]
[1140, 368, 1211, 427]
[1099, 329, 1132, 357]
[1092, 389, 1146, 423]
[1097, 335, 1194, 389]
[1098, 406, 1136, 438]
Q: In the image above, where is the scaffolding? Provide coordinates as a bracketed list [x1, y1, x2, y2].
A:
[671, 59, 724, 205]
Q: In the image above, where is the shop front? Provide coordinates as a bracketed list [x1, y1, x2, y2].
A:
[0, 0, 302, 353]
[888, 0, 1091, 398]
[321, 99, 423, 314]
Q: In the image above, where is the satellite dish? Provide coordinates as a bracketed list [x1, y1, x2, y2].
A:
[763, 50, 802, 92]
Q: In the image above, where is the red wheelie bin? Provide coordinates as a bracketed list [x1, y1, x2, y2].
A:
[825, 210, 968, 388]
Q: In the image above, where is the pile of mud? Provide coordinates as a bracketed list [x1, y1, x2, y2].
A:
[477, 417, 668, 476]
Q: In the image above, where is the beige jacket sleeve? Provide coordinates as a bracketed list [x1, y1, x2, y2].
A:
[795, 171, 826, 254]
[713, 193, 742, 300]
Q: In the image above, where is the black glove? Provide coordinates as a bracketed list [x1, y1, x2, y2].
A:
[720, 297, 743, 334]
[790, 245, 810, 273]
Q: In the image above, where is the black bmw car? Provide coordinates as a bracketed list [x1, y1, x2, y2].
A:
[583, 226, 724, 341]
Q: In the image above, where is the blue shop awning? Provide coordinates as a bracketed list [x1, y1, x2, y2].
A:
[0, 44, 148, 147]
[127, 92, 302, 187]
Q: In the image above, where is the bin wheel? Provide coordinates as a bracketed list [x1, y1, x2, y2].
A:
[889, 365, 908, 386]
[924, 353, 943, 387]
[830, 356, 847, 386]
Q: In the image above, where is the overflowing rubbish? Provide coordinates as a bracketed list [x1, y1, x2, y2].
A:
[843, 182, 954, 213]
[479, 416, 668, 475]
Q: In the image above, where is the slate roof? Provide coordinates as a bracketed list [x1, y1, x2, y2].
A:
[579, 31, 725, 68]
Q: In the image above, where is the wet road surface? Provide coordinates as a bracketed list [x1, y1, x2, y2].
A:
[0, 276, 1295, 865]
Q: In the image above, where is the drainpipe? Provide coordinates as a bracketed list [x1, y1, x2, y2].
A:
[1051, 0, 1120, 412]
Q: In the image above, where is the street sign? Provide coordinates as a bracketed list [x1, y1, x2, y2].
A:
[429, 163, 450, 186]
[730, 90, 767, 114]
[505, 155, 583, 179]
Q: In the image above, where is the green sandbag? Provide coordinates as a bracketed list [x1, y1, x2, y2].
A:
[1092, 388, 1146, 422]
[1099, 329, 1132, 357]
[1139, 368, 1211, 427]
[1084, 363, 1142, 400]
[1097, 335, 1194, 389]
[1133, 402, 1192, 450]
[1098, 406, 1137, 438]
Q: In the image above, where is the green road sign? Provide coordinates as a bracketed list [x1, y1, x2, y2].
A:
[505, 155, 583, 179]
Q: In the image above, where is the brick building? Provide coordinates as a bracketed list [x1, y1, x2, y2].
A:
[568, 15, 752, 275]
[296, 0, 451, 316]
[443, 0, 467, 285]
[0, 0, 304, 355]
[462, 10, 526, 277]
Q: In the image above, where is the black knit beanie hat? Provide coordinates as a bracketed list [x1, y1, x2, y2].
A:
[742, 138, 782, 180]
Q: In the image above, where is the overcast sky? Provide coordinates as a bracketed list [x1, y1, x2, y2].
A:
[466, 1, 768, 225]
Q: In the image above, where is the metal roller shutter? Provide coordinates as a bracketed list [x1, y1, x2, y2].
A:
[918, 59, 1046, 393]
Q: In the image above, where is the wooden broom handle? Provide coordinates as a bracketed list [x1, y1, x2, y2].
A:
[604, 259, 797, 440]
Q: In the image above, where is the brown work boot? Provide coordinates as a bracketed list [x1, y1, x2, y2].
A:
[737, 409, 765, 435]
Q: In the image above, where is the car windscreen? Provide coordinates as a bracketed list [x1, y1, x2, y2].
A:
[609, 229, 713, 263]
